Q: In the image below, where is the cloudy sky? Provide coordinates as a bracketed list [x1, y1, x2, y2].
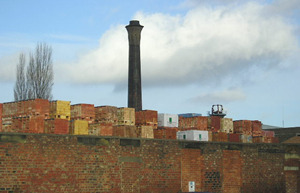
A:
[0, 0, 299, 127]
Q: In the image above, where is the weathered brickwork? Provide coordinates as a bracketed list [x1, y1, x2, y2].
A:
[0, 133, 299, 193]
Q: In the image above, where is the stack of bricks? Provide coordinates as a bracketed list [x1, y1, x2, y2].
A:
[240, 134, 252, 143]
[113, 125, 137, 138]
[178, 116, 208, 131]
[252, 120, 262, 137]
[70, 104, 94, 135]
[89, 123, 113, 136]
[117, 107, 135, 125]
[228, 133, 241, 143]
[69, 120, 89, 135]
[113, 107, 136, 138]
[71, 104, 95, 124]
[94, 106, 118, 125]
[135, 110, 157, 139]
[209, 116, 221, 132]
[135, 110, 157, 128]
[136, 126, 154, 138]
[153, 127, 178, 139]
[220, 118, 233, 133]
[91, 106, 118, 136]
[233, 120, 252, 135]
[212, 132, 228, 142]
[12, 116, 45, 133]
[1, 102, 18, 132]
[18, 99, 50, 118]
[2, 99, 50, 134]
[47, 100, 70, 134]
[49, 100, 70, 120]
[44, 119, 69, 134]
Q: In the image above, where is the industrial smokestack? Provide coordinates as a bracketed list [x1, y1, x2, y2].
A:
[126, 20, 143, 111]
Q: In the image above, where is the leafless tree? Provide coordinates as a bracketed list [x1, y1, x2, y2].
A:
[14, 42, 54, 101]
[14, 53, 28, 101]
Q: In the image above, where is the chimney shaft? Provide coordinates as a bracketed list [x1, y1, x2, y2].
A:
[126, 20, 143, 111]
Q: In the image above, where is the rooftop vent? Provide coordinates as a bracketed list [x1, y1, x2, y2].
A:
[210, 104, 226, 118]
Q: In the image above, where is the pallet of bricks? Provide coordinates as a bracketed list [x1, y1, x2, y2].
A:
[232, 120, 253, 143]
[91, 106, 118, 136]
[46, 100, 71, 134]
[2, 99, 49, 134]
[135, 110, 157, 138]
[233, 120, 278, 143]
[1, 102, 18, 132]
[113, 107, 137, 138]
[154, 113, 178, 139]
[69, 103, 95, 135]
[178, 115, 208, 131]
[178, 115, 211, 141]
[253, 130, 278, 143]
[208, 116, 234, 142]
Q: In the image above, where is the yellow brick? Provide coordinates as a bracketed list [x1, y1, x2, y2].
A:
[70, 120, 88, 135]
[117, 107, 135, 126]
[136, 126, 154, 139]
[50, 100, 71, 120]
[221, 118, 233, 133]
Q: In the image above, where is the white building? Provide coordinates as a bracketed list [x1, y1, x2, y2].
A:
[177, 130, 209, 141]
[158, 113, 178, 127]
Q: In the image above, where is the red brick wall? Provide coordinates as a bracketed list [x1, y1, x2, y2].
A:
[0, 134, 298, 193]
[222, 150, 242, 193]
[181, 149, 203, 192]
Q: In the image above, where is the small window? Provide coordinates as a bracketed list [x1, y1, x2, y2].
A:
[183, 135, 186, 139]
[169, 117, 172, 123]
[199, 134, 202, 140]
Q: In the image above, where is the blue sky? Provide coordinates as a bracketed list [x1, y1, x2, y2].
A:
[0, 0, 299, 127]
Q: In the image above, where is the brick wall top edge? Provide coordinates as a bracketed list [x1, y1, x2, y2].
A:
[0, 132, 299, 147]
[95, 105, 117, 108]
[2, 99, 50, 104]
[71, 103, 94, 106]
[50, 100, 71, 103]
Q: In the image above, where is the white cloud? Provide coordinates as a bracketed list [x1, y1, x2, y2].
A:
[190, 88, 246, 104]
[50, 1, 300, 88]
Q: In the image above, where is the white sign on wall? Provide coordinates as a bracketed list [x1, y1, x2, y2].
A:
[189, 181, 195, 192]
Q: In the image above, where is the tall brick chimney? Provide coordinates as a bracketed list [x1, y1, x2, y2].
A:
[126, 20, 143, 111]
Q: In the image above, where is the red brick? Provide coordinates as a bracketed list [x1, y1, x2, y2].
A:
[154, 127, 178, 139]
[44, 119, 69, 134]
[113, 125, 137, 138]
[95, 106, 118, 125]
[229, 133, 241, 143]
[209, 116, 221, 132]
[179, 116, 208, 131]
[71, 104, 95, 123]
[89, 123, 113, 136]
[262, 130, 275, 137]
[233, 120, 252, 135]
[135, 110, 158, 128]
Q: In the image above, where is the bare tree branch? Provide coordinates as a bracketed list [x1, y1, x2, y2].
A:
[14, 42, 54, 101]
[14, 53, 27, 101]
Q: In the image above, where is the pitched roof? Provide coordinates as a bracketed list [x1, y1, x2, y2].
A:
[282, 136, 300, 144]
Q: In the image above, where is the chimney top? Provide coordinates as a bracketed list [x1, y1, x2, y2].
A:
[128, 20, 143, 27]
